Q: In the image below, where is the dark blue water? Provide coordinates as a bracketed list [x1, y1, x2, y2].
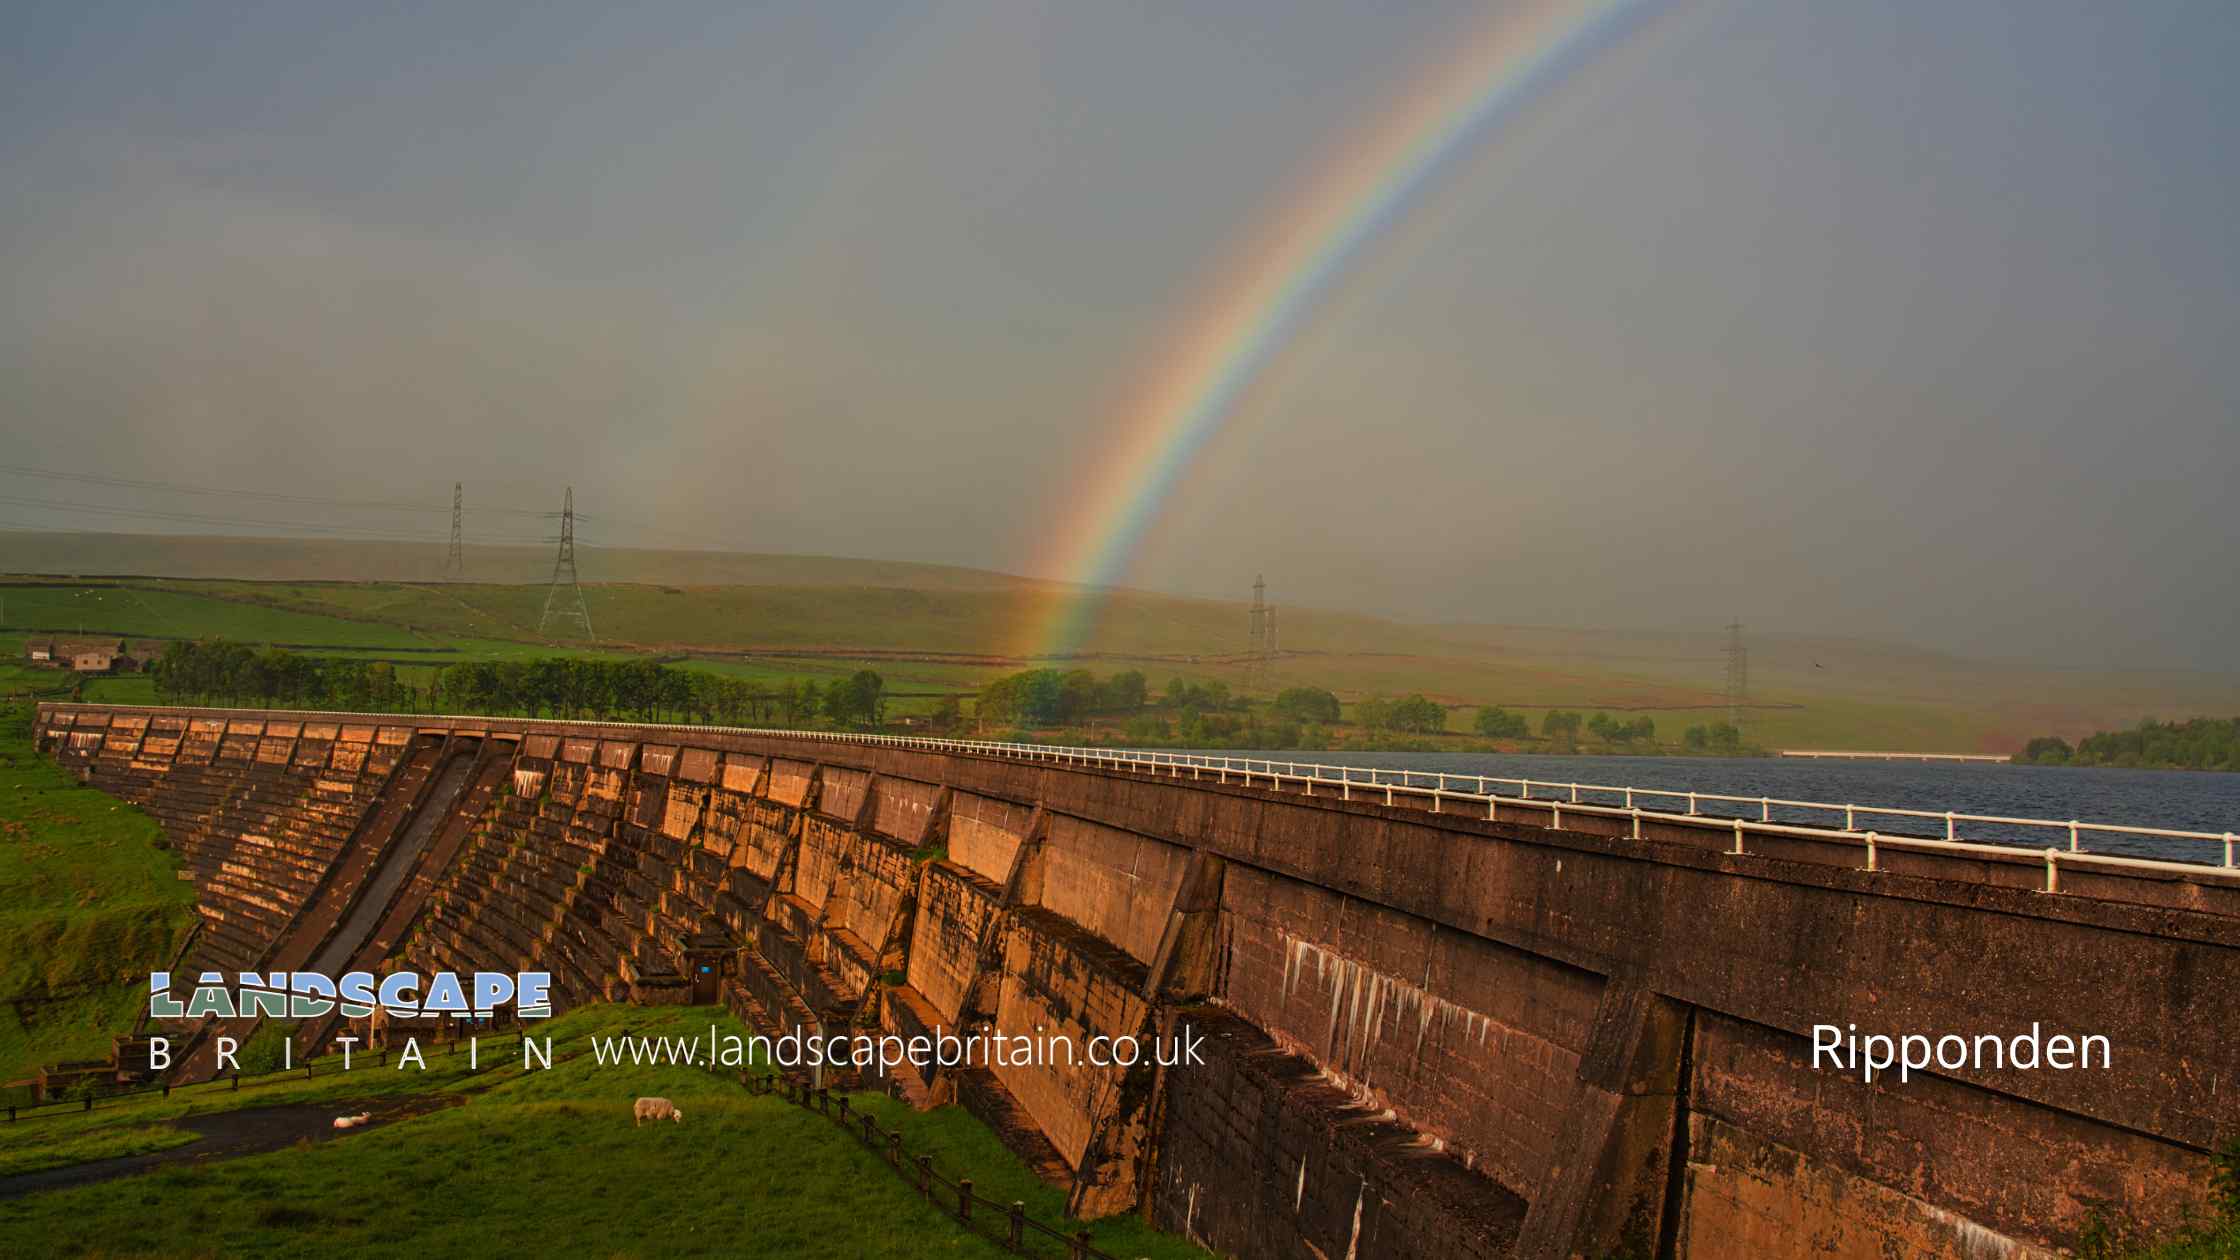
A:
[1210, 751, 2240, 866]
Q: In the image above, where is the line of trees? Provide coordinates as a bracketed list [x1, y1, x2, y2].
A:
[149, 641, 422, 711]
[2020, 717, 2240, 771]
[974, 670, 1713, 754]
[1682, 722, 1744, 754]
[977, 668, 1149, 726]
[147, 640, 887, 727]
[1355, 694, 1446, 734]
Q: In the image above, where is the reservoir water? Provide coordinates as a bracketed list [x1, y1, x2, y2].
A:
[1213, 750, 2240, 866]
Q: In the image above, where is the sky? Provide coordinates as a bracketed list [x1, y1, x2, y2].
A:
[1, 0, 2235, 670]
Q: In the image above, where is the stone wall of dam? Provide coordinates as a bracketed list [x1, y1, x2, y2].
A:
[36, 704, 2240, 1260]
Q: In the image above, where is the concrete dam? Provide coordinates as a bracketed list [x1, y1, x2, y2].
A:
[35, 703, 2240, 1259]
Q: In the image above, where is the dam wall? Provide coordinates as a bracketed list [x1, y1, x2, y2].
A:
[36, 705, 2240, 1260]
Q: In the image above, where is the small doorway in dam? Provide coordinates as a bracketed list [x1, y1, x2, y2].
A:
[681, 942, 731, 1004]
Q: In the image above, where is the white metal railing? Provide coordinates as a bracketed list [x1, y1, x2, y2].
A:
[40, 704, 2240, 892]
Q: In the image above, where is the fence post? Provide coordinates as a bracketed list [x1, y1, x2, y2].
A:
[1009, 1202, 1026, 1247]
[1073, 1229, 1094, 1259]
[233, 1074, 241, 1092]
[1631, 808, 1641, 839]
[83, 1095, 92, 1112]
[2228, 833, 2236, 868]
[1761, 796, 1771, 822]
[2044, 849, 2060, 894]
[1845, 804, 1855, 831]
[817, 1088, 829, 1115]
[1687, 792, 1698, 816]
[836, 1095, 850, 1125]
[957, 1178, 973, 1223]
[1865, 831, 1879, 872]
[162, 1082, 169, 1098]
[1946, 811, 1957, 841]
[889, 1129, 902, 1167]
[862, 1114, 876, 1146]
[918, 1154, 933, 1198]
[1732, 818, 1745, 856]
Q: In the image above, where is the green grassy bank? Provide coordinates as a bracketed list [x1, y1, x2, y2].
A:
[0, 1004, 1206, 1259]
[0, 702, 196, 1091]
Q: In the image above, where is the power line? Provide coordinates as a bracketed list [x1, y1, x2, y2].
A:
[0, 461, 555, 518]
[0, 461, 740, 553]
[0, 492, 548, 544]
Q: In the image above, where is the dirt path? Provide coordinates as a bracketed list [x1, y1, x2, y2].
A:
[0, 1095, 460, 1199]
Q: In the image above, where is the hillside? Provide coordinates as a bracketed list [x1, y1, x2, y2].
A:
[2, 533, 2237, 753]
[0, 530, 1051, 592]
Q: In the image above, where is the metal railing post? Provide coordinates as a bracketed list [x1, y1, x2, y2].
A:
[2044, 850, 2059, 893]
[1865, 831, 1879, 872]
[1732, 818, 1745, 855]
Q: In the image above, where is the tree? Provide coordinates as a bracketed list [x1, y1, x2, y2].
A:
[1273, 687, 1342, 724]
[930, 696, 963, 731]
[2021, 736, 2073, 765]
[1101, 670, 1148, 713]
[1541, 710, 1582, 738]
[1059, 670, 1101, 722]
[1387, 694, 1445, 734]
[1473, 706, 1529, 738]
[833, 670, 885, 725]
[1356, 696, 1393, 732]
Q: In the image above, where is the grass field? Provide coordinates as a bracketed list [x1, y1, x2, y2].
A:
[0, 702, 196, 1089]
[0, 1004, 1209, 1260]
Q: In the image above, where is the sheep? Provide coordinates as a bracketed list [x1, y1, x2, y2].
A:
[331, 1112, 372, 1130]
[633, 1096, 683, 1126]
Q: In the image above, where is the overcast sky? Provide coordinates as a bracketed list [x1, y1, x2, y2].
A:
[3, 1, 2235, 669]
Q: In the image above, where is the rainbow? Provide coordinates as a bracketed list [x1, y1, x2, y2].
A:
[1021, 0, 1663, 659]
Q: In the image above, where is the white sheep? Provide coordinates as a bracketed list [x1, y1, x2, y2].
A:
[331, 1112, 372, 1130]
[633, 1096, 683, 1126]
